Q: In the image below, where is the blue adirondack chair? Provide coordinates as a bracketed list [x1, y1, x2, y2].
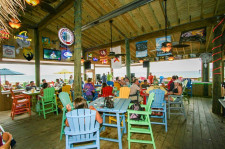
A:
[39, 87, 58, 119]
[107, 81, 114, 87]
[65, 109, 100, 149]
[149, 89, 167, 132]
[59, 92, 74, 140]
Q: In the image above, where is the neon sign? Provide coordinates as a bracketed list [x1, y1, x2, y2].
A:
[0, 30, 9, 39]
[14, 31, 32, 41]
[93, 57, 98, 61]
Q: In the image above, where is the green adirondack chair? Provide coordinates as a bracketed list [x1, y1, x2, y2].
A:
[39, 87, 58, 119]
[127, 92, 156, 149]
[58, 92, 74, 140]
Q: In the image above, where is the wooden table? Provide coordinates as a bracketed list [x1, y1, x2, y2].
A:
[219, 99, 225, 122]
[89, 97, 131, 149]
[22, 91, 40, 112]
[1, 89, 24, 95]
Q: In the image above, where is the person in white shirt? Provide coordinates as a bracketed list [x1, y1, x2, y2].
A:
[129, 79, 141, 101]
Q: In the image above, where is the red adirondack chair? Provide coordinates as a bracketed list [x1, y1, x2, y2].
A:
[102, 86, 114, 97]
[10, 89, 31, 120]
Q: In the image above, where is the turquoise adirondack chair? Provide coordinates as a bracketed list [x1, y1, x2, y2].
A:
[65, 109, 100, 149]
[149, 89, 167, 132]
[59, 92, 74, 140]
[39, 87, 58, 119]
[127, 92, 156, 149]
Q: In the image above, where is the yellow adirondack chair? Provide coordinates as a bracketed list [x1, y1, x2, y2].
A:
[109, 87, 130, 125]
[62, 85, 72, 101]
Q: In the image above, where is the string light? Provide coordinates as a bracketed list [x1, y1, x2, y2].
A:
[211, 18, 224, 75]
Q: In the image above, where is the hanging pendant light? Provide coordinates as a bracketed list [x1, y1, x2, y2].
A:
[168, 56, 174, 61]
[25, 0, 40, 6]
[139, 59, 144, 63]
[161, 0, 172, 53]
[9, 18, 21, 29]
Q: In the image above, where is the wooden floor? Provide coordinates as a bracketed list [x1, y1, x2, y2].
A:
[0, 97, 225, 149]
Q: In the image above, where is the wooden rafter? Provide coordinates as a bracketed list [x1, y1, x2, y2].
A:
[38, 0, 74, 30]
[171, 0, 180, 25]
[205, 26, 214, 52]
[148, 3, 161, 29]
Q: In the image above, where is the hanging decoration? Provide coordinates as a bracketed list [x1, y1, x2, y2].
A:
[9, 18, 21, 29]
[211, 18, 225, 75]
[58, 28, 74, 46]
[136, 40, 148, 58]
[14, 31, 32, 54]
[23, 47, 33, 61]
[156, 36, 172, 56]
[111, 46, 122, 69]
[99, 49, 108, 64]
[25, 0, 40, 6]
[0, 0, 25, 33]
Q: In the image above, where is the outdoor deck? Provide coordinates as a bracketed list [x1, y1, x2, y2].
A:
[0, 97, 225, 149]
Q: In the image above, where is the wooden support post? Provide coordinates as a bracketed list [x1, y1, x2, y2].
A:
[202, 63, 209, 96]
[82, 50, 87, 81]
[73, 0, 82, 98]
[34, 28, 40, 87]
[125, 38, 131, 81]
[147, 61, 150, 79]
[212, 19, 223, 114]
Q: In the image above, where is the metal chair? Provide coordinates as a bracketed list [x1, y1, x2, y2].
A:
[65, 109, 100, 149]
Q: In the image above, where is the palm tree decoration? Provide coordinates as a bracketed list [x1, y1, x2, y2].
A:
[0, 0, 25, 33]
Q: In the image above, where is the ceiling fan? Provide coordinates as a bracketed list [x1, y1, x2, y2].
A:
[108, 20, 126, 58]
[161, 0, 189, 51]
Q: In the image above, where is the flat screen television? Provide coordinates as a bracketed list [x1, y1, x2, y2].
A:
[43, 49, 61, 60]
[180, 28, 206, 43]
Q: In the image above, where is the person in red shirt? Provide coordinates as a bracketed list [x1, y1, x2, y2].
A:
[148, 73, 154, 84]
[167, 75, 177, 91]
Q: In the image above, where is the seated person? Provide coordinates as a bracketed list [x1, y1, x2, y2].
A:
[124, 77, 130, 87]
[40, 83, 49, 96]
[141, 80, 150, 89]
[15, 82, 23, 89]
[83, 78, 95, 101]
[54, 79, 61, 88]
[166, 79, 183, 101]
[65, 97, 103, 126]
[3, 81, 12, 91]
[41, 79, 47, 88]
[129, 79, 141, 101]
[58, 83, 67, 93]
[167, 75, 177, 91]
[114, 77, 121, 91]
[26, 81, 37, 91]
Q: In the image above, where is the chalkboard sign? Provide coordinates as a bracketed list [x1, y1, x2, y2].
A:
[136, 40, 148, 58]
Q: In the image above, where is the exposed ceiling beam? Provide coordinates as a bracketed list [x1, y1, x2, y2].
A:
[84, 14, 224, 52]
[38, 0, 74, 31]
[81, 0, 155, 31]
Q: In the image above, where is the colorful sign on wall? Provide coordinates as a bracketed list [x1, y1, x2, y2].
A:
[58, 28, 74, 46]
[156, 36, 172, 57]
[23, 47, 33, 61]
[42, 37, 51, 48]
[99, 49, 107, 64]
[136, 40, 148, 58]
[61, 50, 72, 59]
[3, 45, 15, 58]
[14, 31, 32, 47]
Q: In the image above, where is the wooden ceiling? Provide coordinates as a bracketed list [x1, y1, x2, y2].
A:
[21, 0, 225, 61]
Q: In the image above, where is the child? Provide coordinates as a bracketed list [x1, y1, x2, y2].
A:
[65, 97, 103, 126]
